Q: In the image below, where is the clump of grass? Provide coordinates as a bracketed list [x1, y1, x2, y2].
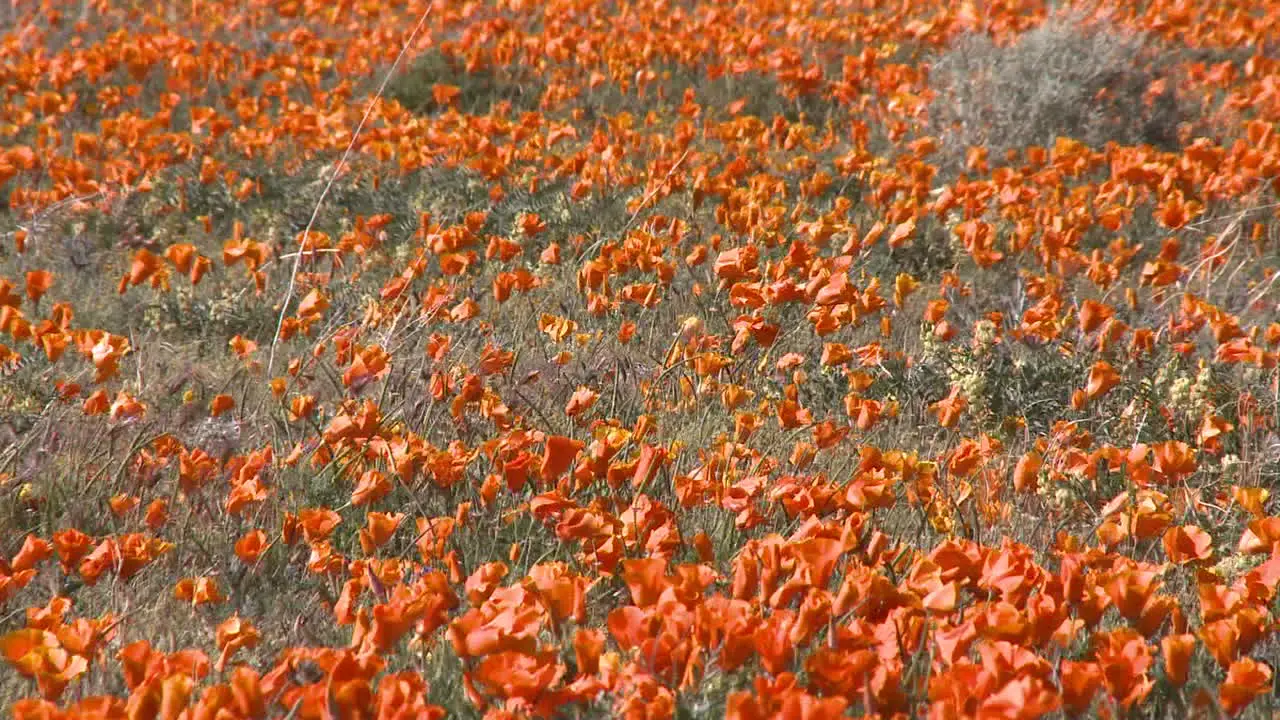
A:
[386, 48, 546, 116]
[926, 10, 1189, 173]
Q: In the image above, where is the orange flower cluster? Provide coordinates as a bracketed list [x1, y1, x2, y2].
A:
[4, 0, 1280, 717]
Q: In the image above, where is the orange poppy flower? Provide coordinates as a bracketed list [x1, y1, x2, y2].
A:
[1084, 361, 1121, 401]
[1163, 525, 1213, 565]
[1219, 658, 1272, 716]
[233, 530, 268, 565]
[214, 615, 259, 673]
[174, 577, 224, 606]
[0, 629, 88, 700]
[1161, 633, 1195, 687]
[564, 387, 599, 417]
[540, 435, 584, 483]
[931, 387, 967, 428]
[24, 270, 53, 303]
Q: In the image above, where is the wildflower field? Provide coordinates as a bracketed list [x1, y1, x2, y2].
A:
[5, 0, 1280, 716]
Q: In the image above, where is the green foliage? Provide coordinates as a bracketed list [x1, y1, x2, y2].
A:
[927, 10, 1190, 173]
[386, 49, 546, 116]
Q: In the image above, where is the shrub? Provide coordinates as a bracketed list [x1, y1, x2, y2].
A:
[926, 10, 1187, 173]
[386, 48, 546, 116]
